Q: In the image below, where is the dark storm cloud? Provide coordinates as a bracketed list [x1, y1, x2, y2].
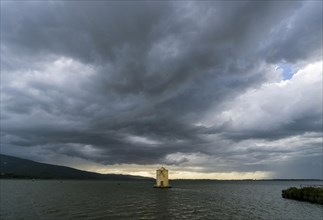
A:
[217, 113, 323, 142]
[1, 1, 170, 64]
[1, 1, 322, 178]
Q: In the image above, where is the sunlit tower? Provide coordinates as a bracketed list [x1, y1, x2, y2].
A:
[154, 167, 171, 188]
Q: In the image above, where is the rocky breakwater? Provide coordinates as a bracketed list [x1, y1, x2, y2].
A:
[282, 186, 323, 205]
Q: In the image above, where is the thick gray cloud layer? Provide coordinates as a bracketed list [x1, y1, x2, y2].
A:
[1, 1, 322, 178]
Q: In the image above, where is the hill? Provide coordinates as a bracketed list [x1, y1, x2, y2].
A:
[0, 154, 152, 180]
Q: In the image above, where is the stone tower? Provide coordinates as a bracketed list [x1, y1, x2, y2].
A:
[154, 167, 171, 188]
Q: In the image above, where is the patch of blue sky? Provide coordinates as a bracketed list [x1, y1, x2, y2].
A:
[278, 63, 294, 80]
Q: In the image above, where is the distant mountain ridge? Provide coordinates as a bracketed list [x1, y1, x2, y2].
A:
[0, 154, 152, 180]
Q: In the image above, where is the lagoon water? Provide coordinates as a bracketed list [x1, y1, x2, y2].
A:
[1, 180, 322, 219]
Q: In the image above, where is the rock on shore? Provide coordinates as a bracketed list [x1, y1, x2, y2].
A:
[282, 187, 323, 205]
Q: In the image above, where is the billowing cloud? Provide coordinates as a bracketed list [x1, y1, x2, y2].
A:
[199, 61, 322, 139]
[1, 1, 322, 179]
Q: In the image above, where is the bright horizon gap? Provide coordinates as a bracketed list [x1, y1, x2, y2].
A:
[6, 152, 320, 180]
[86, 164, 274, 180]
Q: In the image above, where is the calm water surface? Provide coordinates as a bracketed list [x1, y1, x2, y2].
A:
[1, 180, 322, 219]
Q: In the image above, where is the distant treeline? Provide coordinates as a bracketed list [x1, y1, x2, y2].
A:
[171, 179, 323, 181]
[1, 173, 54, 179]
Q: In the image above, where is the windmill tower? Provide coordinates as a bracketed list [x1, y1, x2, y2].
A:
[154, 167, 171, 188]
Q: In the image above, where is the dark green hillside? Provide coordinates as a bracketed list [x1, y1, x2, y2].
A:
[0, 154, 152, 180]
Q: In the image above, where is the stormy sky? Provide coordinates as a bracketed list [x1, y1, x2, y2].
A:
[1, 1, 322, 179]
